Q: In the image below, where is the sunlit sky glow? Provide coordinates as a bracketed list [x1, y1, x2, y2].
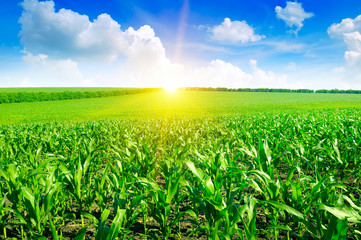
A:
[1, 0, 361, 89]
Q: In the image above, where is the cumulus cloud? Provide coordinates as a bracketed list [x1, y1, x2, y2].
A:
[328, 15, 361, 39]
[275, 1, 314, 34]
[21, 52, 84, 86]
[189, 60, 252, 88]
[19, 0, 167, 62]
[210, 18, 264, 43]
[186, 59, 299, 89]
[22, 52, 48, 63]
[328, 15, 361, 81]
[19, 0, 182, 86]
[249, 60, 296, 88]
[17, 0, 295, 89]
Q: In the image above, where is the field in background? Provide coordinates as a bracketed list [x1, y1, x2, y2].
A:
[1, 89, 361, 239]
[2, 90, 361, 124]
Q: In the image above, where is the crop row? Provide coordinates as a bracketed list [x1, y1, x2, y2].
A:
[0, 109, 360, 239]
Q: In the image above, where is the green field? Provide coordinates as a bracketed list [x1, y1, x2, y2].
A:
[2, 90, 361, 124]
[1, 90, 361, 239]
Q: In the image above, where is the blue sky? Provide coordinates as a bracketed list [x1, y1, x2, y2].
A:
[1, 0, 361, 89]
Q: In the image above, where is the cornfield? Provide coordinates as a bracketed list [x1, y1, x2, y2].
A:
[0, 108, 360, 239]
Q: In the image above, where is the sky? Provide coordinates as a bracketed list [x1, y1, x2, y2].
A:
[1, 0, 361, 89]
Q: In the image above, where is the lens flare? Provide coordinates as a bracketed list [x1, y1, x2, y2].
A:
[174, 0, 189, 62]
[163, 82, 179, 92]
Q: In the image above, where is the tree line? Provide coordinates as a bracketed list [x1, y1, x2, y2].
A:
[183, 87, 361, 94]
[2, 87, 361, 104]
[0, 88, 161, 104]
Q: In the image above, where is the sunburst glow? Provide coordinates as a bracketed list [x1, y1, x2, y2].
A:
[163, 82, 179, 92]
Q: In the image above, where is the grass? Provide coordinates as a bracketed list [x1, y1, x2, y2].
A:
[1, 90, 361, 124]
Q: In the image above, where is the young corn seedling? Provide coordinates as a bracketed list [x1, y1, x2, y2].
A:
[140, 163, 185, 240]
[186, 160, 245, 239]
[102, 159, 143, 237]
[236, 196, 258, 240]
[112, 190, 143, 237]
[127, 141, 157, 179]
[0, 164, 29, 209]
[260, 200, 304, 240]
[94, 208, 127, 240]
[318, 194, 361, 239]
[16, 178, 63, 238]
[59, 155, 94, 219]
[94, 164, 110, 213]
[0, 194, 13, 239]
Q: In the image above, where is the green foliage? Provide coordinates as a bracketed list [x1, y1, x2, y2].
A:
[0, 109, 361, 239]
[0, 88, 161, 104]
[185, 86, 361, 94]
[2, 91, 361, 124]
[185, 87, 316, 93]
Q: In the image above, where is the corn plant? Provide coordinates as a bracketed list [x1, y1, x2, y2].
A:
[0, 109, 361, 239]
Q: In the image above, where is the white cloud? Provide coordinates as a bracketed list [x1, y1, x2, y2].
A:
[189, 60, 252, 88]
[186, 59, 299, 89]
[22, 52, 48, 63]
[20, 53, 84, 86]
[210, 18, 264, 43]
[328, 15, 361, 82]
[249, 59, 298, 88]
[275, 1, 314, 34]
[19, 0, 182, 87]
[344, 32, 361, 67]
[328, 15, 361, 39]
[17, 0, 295, 89]
[19, 0, 167, 62]
[50, 59, 83, 81]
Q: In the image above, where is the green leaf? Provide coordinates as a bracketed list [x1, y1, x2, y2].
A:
[262, 200, 304, 219]
[21, 187, 36, 209]
[106, 209, 126, 240]
[186, 161, 204, 180]
[74, 227, 88, 240]
[82, 212, 99, 226]
[205, 177, 215, 195]
[49, 217, 59, 240]
[100, 209, 111, 224]
[319, 204, 361, 223]
[267, 225, 292, 231]
[166, 175, 182, 203]
[310, 175, 329, 195]
[323, 215, 339, 240]
[95, 209, 111, 240]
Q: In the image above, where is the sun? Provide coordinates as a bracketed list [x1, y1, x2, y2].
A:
[163, 85, 178, 93]
[162, 81, 180, 93]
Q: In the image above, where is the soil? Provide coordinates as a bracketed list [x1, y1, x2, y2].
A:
[2, 170, 360, 240]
